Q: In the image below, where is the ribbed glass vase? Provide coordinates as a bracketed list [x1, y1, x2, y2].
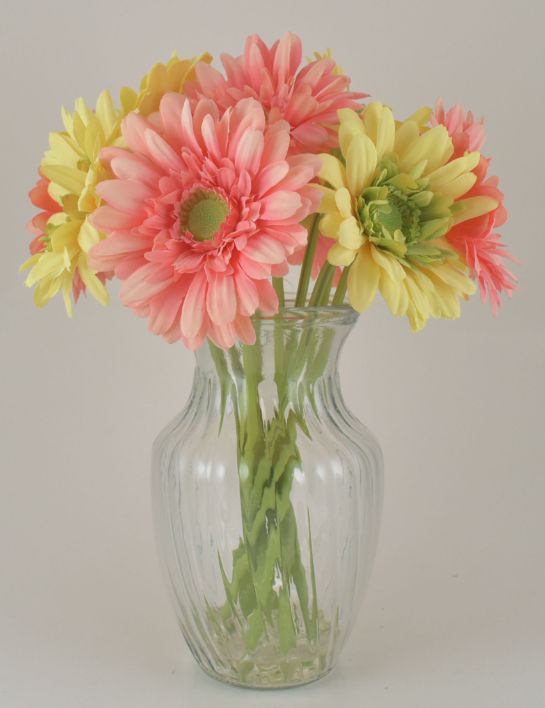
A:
[151, 305, 383, 689]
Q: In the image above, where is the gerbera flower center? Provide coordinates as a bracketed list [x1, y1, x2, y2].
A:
[179, 189, 229, 242]
[354, 158, 449, 260]
[359, 185, 423, 245]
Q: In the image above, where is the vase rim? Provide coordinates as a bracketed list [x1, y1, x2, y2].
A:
[252, 296, 359, 327]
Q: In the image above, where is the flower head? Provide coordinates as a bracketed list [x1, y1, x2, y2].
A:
[318, 102, 504, 330]
[433, 100, 515, 313]
[187, 32, 365, 154]
[21, 92, 126, 314]
[89, 94, 320, 349]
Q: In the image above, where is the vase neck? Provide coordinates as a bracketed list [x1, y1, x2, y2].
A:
[194, 306, 357, 405]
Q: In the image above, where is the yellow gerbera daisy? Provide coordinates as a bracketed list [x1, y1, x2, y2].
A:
[21, 91, 125, 315]
[318, 102, 499, 330]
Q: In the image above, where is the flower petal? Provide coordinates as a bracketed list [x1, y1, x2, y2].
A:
[348, 246, 380, 311]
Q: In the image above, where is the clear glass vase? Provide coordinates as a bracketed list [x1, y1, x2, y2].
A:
[151, 304, 383, 689]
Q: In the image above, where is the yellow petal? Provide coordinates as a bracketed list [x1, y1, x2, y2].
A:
[439, 172, 477, 199]
[362, 102, 382, 143]
[318, 187, 338, 214]
[452, 196, 499, 225]
[19, 253, 41, 273]
[41, 164, 86, 195]
[405, 106, 432, 126]
[335, 187, 353, 218]
[338, 108, 365, 157]
[24, 253, 67, 288]
[319, 153, 347, 190]
[49, 220, 80, 253]
[347, 246, 380, 312]
[394, 120, 419, 155]
[78, 257, 109, 306]
[398, 125, 452, 175]
[47, 132, 82, 166]
[62, 274, 74, 318]
[379, 270, 406, 316]
[328, 243, 357, 266]
[346, 134, 377, 196]
[338, 217, 363, 250]
[374, 106, 395, 159]
[427, 152, 480, 188]
[370, 246, 406, 282]
[95, 90, 118, 137]
[320, 213, 343, 239]
[404, 272, 432, 329]
[430, 263, 476, 296]
[34, 275, 62, 307]
[78, 218, 102, 252]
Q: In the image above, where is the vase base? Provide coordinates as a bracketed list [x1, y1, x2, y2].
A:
[198, 662, 334, 690]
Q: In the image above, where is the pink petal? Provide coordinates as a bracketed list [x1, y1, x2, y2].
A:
[262, 122, 290, 164]
[200, 113, 221, 160]
[148, 280, 187, 336]
[238, 253, 271, 279]
[255, 279, 278, 315]
[122, 112, 155, 155]
[173, 249, 205, 272]
[260, 191, 302, 220]
[228, 98, 266, 162]
[121, 264, 173, 304]
[181, 271, 207, 339]
[96, 179, 154, 215]
[159, 92, 187, 149]
[108, 152, 162, 187]
[272, 32, 302, 87]
[255, 161, 289, 196]
[91, 205, 143, 231]
[206, 272, 236, 325]
[195, 62, 226, 98]
[243, 233, 287, 264]
[234, 129, 264, 175]
[144, 129, 184, 171]
[233, 315, 256, 345]
[234, 268, 259, 316]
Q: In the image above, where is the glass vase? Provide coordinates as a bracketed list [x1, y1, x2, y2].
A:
[151, 304, 383, 689]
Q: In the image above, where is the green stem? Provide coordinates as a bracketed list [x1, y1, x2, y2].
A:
[272, 276, 285, 309]
[294, 215, 320, 307]
[332, 266, 350, 305]
[309, 263, 335, 307]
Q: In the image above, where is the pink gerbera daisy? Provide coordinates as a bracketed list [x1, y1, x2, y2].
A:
[433, 100, 516, 313]
[187, 32, 365, 154]
[89, 94, 320, 349]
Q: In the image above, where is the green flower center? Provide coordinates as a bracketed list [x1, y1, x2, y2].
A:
[355, 161, 454, 264]
[180, 190, 229, 242]
[363, 187, 423, 242]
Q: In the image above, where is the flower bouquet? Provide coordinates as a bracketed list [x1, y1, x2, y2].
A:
[22, 32, 515, 689]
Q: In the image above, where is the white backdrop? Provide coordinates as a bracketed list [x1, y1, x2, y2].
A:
[1, 1, 544, 706]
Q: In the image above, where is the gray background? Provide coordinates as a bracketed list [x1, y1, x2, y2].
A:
[1, 0, 544, 706]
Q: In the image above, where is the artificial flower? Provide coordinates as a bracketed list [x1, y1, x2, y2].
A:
[187, 32, 364, 154]
[433, 100, 515, 312]
[317, 101, 504, 330]
[21, 92, 125, 314]
[89, 94, 320, 349]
